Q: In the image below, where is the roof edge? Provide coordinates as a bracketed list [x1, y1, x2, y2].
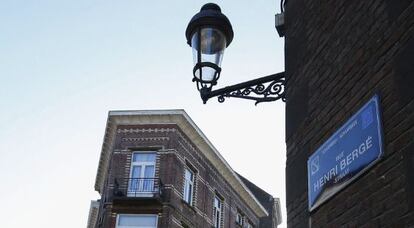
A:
[93, 109, 269, 217]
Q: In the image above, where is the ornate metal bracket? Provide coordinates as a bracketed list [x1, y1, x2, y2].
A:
[199, 72, 285, 105]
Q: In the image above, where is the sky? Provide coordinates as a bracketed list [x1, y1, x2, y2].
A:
[0, 0, 286, 227]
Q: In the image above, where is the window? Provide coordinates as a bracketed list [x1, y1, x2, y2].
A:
[128, 152, 156, 195]
[236, 212, 243, 226]
[245, 220, 253, 228]
[116, 214, 158, 228]
[213, 195, 223, 228]
[183, 168, 195, 205]
[235, 211, 253, 228]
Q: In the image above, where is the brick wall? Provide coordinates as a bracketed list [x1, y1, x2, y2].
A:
[98, 124, 263, 228]
[285, 0, 414, 227]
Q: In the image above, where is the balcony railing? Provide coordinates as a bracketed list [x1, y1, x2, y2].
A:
[113, 178, 162, 197]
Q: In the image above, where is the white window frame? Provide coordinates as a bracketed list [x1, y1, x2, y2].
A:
[213, 195, 223, 228]
[183, 168, 195, 205]
[128, 152, 156, 196]
[115, 214, 158, 228]
[236, 212, 243, 226]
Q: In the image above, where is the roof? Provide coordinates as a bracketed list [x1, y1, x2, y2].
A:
[94, 109, 269, 218]
[237, 173, 274, 213]
[237, 173, 282, 227]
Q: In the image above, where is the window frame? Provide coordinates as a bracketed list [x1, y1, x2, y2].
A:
[183, 167, 195, 206]
[128, 152, 157, 195]
[213, 194, 224, 228]
[115, 214, 158, 228]
[235, 211, 244, 226]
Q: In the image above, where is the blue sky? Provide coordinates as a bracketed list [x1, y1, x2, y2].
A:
[0, 1, 286, 227]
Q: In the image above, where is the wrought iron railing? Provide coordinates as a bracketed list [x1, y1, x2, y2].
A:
[113, 178, 162, 197]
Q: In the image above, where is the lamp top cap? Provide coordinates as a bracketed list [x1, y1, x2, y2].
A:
[185, 3, 234, 47]
[201, 3, 221, 12]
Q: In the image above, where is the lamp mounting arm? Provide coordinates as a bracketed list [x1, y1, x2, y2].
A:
[200, 72, 286, 105]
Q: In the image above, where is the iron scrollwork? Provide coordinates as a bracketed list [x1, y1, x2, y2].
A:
[217, 77, 285, 105]
[200, 72, 285, 105]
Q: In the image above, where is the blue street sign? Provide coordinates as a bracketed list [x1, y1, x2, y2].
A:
[308, 94, 384, 211]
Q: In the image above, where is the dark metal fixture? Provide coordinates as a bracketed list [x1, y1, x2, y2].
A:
[280, 0, 287, 13]
[275, 0, 286, 37]
[185, 3, 286, 105]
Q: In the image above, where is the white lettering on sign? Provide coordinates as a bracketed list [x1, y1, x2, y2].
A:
[312, 135, 373, 192]
[340, 136, 372, 170]
[314, 165, 338, 192]
[321, 138, 338, 155]
[340, 120, 358, 138]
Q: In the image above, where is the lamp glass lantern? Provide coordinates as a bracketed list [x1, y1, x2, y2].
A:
[191, 28, 226, 85]
[185, 3, 286, 104]
[186, 3, 234, 91]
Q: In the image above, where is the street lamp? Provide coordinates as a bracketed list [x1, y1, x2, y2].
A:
[186, 3, 286, 105]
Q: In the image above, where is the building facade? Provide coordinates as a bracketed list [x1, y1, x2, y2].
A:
[88, 110, 281, 228]
[284, 0, 414, 227]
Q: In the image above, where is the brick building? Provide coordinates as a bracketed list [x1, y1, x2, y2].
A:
[284, 0, 414, 227]
[87, 110, 282, 228]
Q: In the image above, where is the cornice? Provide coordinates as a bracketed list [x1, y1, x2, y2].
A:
[94, 109, 268, 218]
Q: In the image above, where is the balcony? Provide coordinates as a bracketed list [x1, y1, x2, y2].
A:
[112, 178, 163, 211]
[114, 178, 162, 198]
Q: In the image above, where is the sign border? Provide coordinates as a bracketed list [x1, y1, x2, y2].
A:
[308, 94, 384, 212]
